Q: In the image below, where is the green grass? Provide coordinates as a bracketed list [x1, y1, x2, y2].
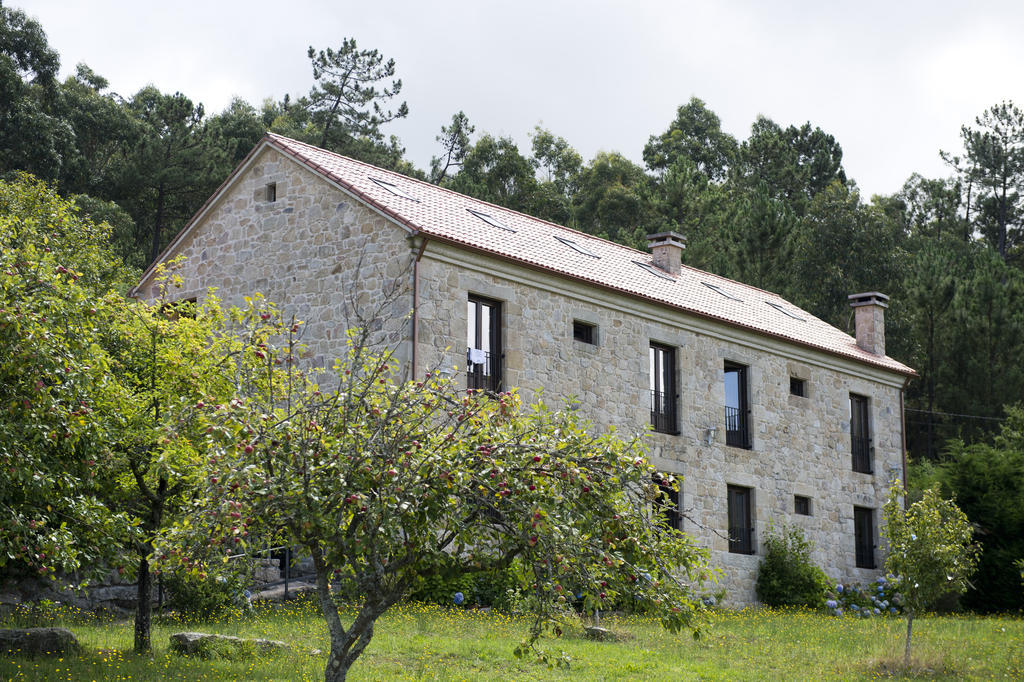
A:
[1, 599, 1022, 680]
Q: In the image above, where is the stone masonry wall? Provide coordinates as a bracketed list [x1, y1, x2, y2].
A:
[135, 146, 416, 369]
[416, 242, 905, 606]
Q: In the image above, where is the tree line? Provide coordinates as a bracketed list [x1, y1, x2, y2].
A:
[2, 5, 1021, 611]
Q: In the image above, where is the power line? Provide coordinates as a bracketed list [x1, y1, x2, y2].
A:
[904, 407, 1005, 422]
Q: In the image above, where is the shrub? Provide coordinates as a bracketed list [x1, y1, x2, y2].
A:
[756, 523, 829, 608]
[825, 576, 903, 617]
[162, 567, 251, 620]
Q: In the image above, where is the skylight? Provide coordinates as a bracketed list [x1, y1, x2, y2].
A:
[702, 281, 743, 302]
[467, 208, 515, 232]
[369, 177, 418, 202]
[766, 301, 805, 321]
[555, 235, 599, 258]
[634, 261, 675, 281]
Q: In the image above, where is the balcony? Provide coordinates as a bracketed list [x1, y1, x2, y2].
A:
[852, 434, 872, 473]
[725, 406, 751, 449]
[728, 523, 756, 555]
[650, 390, 677, 434]
[467, 348, 501, 392]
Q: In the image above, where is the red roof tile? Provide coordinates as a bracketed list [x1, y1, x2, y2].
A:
[145, 133, 916, 377]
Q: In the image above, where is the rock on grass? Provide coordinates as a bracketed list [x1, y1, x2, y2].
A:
[0, 628, 81, 656]
[169, 632, 289, 660]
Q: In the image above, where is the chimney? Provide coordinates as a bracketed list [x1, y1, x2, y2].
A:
[848, 292, 889, 355]
[646, 232, 686, 275]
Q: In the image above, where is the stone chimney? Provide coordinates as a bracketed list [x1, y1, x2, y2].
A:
[646, 232, 686, 275]
[848, 292, 889, 355]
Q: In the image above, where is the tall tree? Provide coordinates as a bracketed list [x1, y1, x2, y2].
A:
[736, 117, 846, 213]
[787, 182, 906, 329]
[529, 126, 583, 226]
[430, 111, 474, 185]
[573, 151, 658, 249]
[0, 4, 71, 181]
[115, 87, 209, 265]
[306, 38, 408, 150]
[643, 97, 737, 181]
[946, 101, 1024, 261]
[55, 64, 138, 198]
[447, 134, 539, 214]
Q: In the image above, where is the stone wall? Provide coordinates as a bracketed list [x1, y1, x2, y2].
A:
[416, 241, 905, 605]
[135, 146, 416, 369]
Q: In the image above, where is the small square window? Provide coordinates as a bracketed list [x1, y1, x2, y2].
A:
[790, 377, 806, 397]
[794, 495, 811, 516]
[573, 320, 596, 344]
[266, 183, 277, 202]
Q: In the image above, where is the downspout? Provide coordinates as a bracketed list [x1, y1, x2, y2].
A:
[411, 235, 428, 380]
[900, 375, 911, 508]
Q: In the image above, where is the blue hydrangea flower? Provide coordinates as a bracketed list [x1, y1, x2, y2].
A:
[851, 604, 859, 611]
[834, 608, 843, 616]
[453, 592, 465, 605]
[890, 607, 899, 614]
[836, 584, 844, 593]
[825, 599, 838, 609]
[873, 608, 881, 615]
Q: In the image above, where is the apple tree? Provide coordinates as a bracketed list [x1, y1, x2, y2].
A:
[163, 311, 715, 682]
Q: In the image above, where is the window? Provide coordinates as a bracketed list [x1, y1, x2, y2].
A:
[369, 177, 418, 201]
[724, 362, 751, 449]
[851, 393, 872, 473]
[649, 343, 677, 434]
[160, 296, 198, 321]
[573, 320, 596, 344]
[727, 485, 754, 554]
[467, 208, 514, 232]
[654, 474, 681, 531]
[854, 506, 876, 568]
[766, 301, 805, 321]
[703, 281, 743, 301]
[265, 182, 277, 202]
[555, 235, 599, 258]
[634, 261, 675, 280]
[467, 296, 502, 392]
[794, 495, 811, 516]
[790, 377, 806, 397]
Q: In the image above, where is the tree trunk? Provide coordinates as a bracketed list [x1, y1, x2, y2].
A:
[903, 611, 914, 669]
[149, 181, 166, 265]
[134, 553, 152, 653]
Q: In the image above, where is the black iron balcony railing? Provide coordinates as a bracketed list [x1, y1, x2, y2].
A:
[467, 348, 502, 392]
[728, 523, 756, 555]
[852, 434, 872, 473]
[650, 390, 678, 434]
[725, 406, 751, 449]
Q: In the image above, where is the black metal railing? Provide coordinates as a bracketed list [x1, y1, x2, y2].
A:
[725, 406, 750, 448]
[852, 434, 872, 473]
[650, 390, 677, 434]
[467, 348, 502, 392]
[728, 524, 756, 555]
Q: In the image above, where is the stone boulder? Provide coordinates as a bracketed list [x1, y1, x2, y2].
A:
[169, 631, 289, 659]
[0, 628, 80, 656]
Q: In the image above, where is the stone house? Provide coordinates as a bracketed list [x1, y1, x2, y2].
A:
[132, 133, 916, 604]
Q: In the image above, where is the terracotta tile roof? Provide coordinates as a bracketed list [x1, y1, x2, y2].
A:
[148, 132, 915, 377]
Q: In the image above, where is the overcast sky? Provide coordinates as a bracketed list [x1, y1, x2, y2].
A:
[14, 0, 1024, 198]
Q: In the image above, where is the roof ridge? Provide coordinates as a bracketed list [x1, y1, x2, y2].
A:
[264, 132, 791, 302]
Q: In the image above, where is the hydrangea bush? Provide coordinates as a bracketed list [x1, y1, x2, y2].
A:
[824, 576, 903, 617]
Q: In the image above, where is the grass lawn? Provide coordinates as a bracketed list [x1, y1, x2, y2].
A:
[1, 599, 1022, 680]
